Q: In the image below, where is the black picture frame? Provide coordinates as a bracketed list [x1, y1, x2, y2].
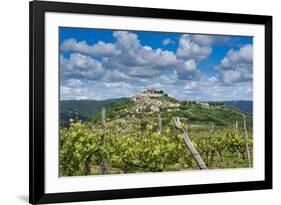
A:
[29, 1, 272, 204]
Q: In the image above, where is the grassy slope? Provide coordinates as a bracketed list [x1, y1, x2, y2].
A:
[90, 97, 252, 131]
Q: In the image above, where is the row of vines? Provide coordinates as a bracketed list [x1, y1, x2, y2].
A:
[59, 117, 252, 176]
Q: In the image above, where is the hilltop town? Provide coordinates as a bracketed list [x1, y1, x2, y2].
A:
[131, 89, 180, 113]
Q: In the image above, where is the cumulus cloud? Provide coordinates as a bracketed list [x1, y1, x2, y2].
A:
[176, 34, 212, 61]
[60, 86, 72, 95]
[208, 76, 218, 83]
[60, 85, 90, 100]
[67, 79, 82, 86]
[60, 30, 252, 101]
[100, 31, 201, 80]
[104, 82, 133, 89]
[184, 59, 197, 71]
[176, 59, 201, 80]
[60, 53, 104, 79]
[112, 31, 178, 69]
[184, 81, 198, 90]
[61, 31, 203, 81]
[221, 70, 241, 84]
[182, 76, 252, 101]
[162, 38, 174, 46]
[220, 44, 253, 69]
[216, 44, 253, 84]
[190, 35, 214, 46]
[102, 70, 131, 82]
[190, 34, 230, 46]
[61, 38, 121, 57]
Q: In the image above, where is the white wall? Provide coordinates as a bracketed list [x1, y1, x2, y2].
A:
[0, 0, 279, 204]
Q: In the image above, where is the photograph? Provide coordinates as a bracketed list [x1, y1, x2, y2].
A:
[59, 27, 254, 176]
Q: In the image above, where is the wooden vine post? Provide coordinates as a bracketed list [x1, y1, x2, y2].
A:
[100, 107, 108, 174]
[174, 117, 207, 170]
[157, 113, 162, 134]
[234, 120, 241, 159]
[211, 122, 214, 133]
[243, 114, 251, 167]
[209, 121, 215, 167]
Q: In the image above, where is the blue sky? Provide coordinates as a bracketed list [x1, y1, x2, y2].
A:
[59, 27, 253, 101]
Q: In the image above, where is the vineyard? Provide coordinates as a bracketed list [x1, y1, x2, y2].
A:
[59, 101, 253, 176]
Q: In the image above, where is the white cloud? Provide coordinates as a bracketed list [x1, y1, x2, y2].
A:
[60, 53, 104, 80]
[143, 46, 152, 51]
[162, 38, 173, 46]
[221, 70, 241, 84]
[105, 82, 133, 89]
[190, 35, 230, 46]
[112, 31, 178, 68]
[184, 59, 197, 72]
[190, 35, 214, 46]
[176, 34, 212, 61]
[77, 96, 89, 100]
[239, 44, 253, 62]
[102, 70, 131, 82]
[101, 31, 200, 80]
[216, 44, 253, 84]
[60, 86, 89, 100]
[159, 72, 178, 84]
[180, 76, 252, 101]
[208, 76, 218, 83]
[60, 86, 72, 95]
[113, 31, 140, 50]
[177, 61, 201, 80]
[220, 44, 253, 69]
[184, 81, 198, 90]
[67, 79, 82, 86]
[61, 38, 121, 57]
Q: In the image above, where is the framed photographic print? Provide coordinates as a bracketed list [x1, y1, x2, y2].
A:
[29, 0, 272, 204]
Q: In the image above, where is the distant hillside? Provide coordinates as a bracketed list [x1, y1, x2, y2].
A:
[221, 101, 252, 113]
[60, 98, 129, 123]
[59, 107, 86, 125]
